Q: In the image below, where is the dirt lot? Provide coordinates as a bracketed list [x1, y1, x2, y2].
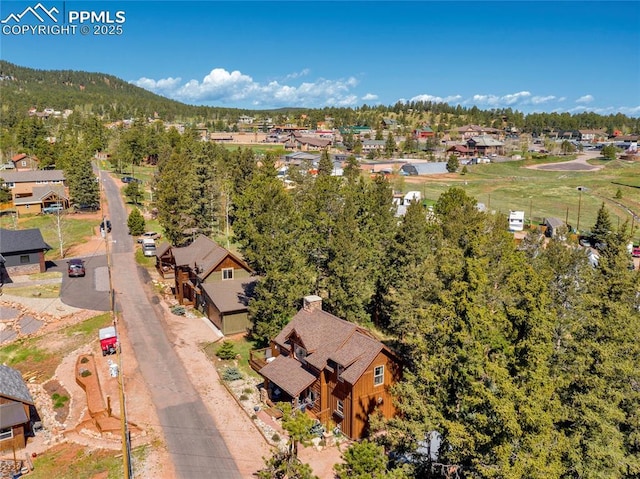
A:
[1, 234, 344, 478]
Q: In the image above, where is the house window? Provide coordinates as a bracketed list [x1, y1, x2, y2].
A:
[21, 160, 27, 167]
[0, 427, 13, 441]
[222, 268, 233, 280]
[374, 365, 384, 386]
[294, 344, 307, 362]
[335, 399, 344, 417]
[20, 255, 30, 264]
[6, 182, 14, 189]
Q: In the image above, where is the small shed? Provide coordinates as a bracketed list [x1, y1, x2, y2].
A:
[544, 217, 566, 238]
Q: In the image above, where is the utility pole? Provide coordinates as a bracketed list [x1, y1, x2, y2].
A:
[576, 187, 583, 233]
[100, 166, 132, 479]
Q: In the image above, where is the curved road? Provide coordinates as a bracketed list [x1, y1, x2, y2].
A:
[100, 170, 242, 478]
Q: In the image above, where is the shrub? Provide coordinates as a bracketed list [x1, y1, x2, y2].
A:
[243, 387, 254, 394]
[52, 393, 69, 409]
[271, 433, 280, 442]
[221, 367, 243, 381]
[80, 357, 89, 364]
[216, 341, 237, 360]
[80, 369, 92, 377]
[170, 305, 186, 316]
[240, 394, 249, 401]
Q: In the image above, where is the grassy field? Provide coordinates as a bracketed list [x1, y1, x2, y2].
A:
[0, 213, 97, 260]
[27, 442, 149, 479]
[402, 157, 640, 241]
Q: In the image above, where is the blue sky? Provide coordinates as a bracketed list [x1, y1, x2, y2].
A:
[1, 1, 639, 115]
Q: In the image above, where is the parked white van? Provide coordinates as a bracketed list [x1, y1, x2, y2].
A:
[142, 238, 156, 257]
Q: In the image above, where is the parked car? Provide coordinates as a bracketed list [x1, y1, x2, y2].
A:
[121, 176, 140, 183]
[42, 204, 63, 214]
[100, 219, 112, 233]
[137, 231, 161, 243]
[67, 258, 86, 277]
[75, 203, 100, 212]
[579, 235, 592, 248]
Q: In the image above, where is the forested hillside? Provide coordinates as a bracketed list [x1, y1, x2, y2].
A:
[1, 61, 639, 135]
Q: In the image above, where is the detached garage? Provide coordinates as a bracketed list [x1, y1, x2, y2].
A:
[201, 279, 257, 335]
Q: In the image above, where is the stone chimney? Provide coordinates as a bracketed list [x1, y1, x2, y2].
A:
[303, 295, 323, 312]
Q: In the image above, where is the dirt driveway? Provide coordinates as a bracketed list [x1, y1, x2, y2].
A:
[525, 150, 604, 171]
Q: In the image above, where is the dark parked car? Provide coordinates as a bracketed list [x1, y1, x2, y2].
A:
[121, 176, 140, 183]
[100, 219, 112, 233]
[75, 203, 100, 212]
[67, 259, 86, 277]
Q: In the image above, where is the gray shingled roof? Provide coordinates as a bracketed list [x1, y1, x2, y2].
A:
[0, 169, 65, 183]
[13, 184, 68, 205]
[0, 228, 52, 254]
[468, 136, 504, 147]
[0, 365, 34, 404]
[201, 279, 256, 314]
[0, 402, 28, 429]
[155, 241, 171, 258]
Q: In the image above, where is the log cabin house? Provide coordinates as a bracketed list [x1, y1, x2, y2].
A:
[250, 295, 401, 440]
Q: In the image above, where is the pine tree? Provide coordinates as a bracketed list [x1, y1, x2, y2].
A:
[155, 151, 197, 245]
[233, 161, 314, 344]
[556, 223, 640, 477]
[446, 154, 459, 173]
[591, 202, 612, 248]
[381, 188, 564, 478]
[127, 208, 145, 236]
[317, 149, 333, 177]
[68, 156, 100, 209]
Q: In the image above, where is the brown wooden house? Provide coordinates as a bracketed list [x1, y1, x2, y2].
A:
[0, 365, 36, 451]
[165, 235, 257, 335]
[250, 295, 401, 440]
[11, 153, 39, 171]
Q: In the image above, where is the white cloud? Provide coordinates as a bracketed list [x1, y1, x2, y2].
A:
[362, 93, 378, 101]
[410, 94, 463, 104]
[134, 76, 182, 92]
[576, 94, 594, 104]
[620, 105, 640, 115]
[132, 68, 360, 108]
[284, 68, 311, 80]
[531, 95, 556, 104]
[471, 91, 531, 107]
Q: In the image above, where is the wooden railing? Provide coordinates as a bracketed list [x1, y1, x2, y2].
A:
[249, 348, 270, 372]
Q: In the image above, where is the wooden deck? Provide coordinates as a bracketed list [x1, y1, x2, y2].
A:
[249, 348, 269, 372]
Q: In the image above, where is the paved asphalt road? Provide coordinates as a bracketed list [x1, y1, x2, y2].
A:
[100, 170, 242, 478]
[52, 254, 111, 312]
